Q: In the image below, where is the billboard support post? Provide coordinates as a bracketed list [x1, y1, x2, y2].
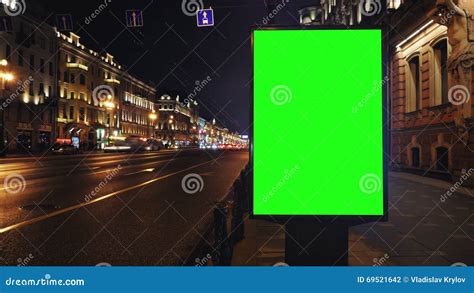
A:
[285, 219, 348, 266]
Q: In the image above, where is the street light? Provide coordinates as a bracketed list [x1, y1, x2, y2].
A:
[149, 111, 157, 138]
[0, 59, 14, 156]
[104, 101, 115, 145]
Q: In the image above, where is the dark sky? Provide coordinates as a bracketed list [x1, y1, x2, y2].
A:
[33, 0, 315, 133]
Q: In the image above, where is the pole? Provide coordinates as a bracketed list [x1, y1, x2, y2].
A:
[285, 218, 349, 266]
[0, 80, 6, 157]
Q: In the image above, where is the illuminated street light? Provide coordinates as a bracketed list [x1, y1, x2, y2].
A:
[104, 101, 115, 109]
[0, 59, 7, 66]
[2, 73, 14, 81]
[149, 111, 157, 120]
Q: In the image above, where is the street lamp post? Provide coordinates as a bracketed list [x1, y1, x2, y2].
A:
[149, 110, 157, 138]
[0, 59, 14, 156]
[104, 97, 115, 145]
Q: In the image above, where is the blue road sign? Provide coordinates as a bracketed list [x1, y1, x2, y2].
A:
[56, 14, 73, 31]
[196, 9, 214, 27]
[126, 10, 144, 27]
[0, 16, 13, 32]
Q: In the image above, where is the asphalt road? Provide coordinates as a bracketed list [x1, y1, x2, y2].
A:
[0, 149, 248, 266]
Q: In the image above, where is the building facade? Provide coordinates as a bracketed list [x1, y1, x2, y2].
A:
[389, 0, 473, 182]
[0, 13, 58, 153]
[56, 32, 121, 150]
[155, 94, 198, 146]
[298, 0, 473, 184]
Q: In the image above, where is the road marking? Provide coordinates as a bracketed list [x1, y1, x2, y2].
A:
[124, 168, 155, 176]
[0, 159, 214, 234]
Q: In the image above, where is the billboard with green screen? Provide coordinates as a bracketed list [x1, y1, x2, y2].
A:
[252, 28, 386, 218]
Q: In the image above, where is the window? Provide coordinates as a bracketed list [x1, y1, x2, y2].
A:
[63, 71, 68, 82]
[29, 54, 35, 70]
[49, 62, 53, 76]
[406, 56, 421, 112]
[69, 106, 74, 120]
[40, 37, 46, 49]
[18, 50, 24, 66]
[29, 81, 34, 96]
[79, 107, 85, 121]
[70, 92, 75, 100]
[62, 104, 67, 118]
[433, 40, 449, 105]
[38, 83, 45, 96]
[79, 74, 85, 85]
[436, 147, 449, 171]
[5, 45, 11, 61]
[79, 93, 85, 101]
[411, 147, 420, 167]
[40, 58, 45, 73]
[48, 86, 52, 98]
[63, 88, 68, 99]
[70, 73, 75, 83]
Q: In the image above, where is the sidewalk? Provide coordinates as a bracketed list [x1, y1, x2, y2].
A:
[232, 171, 474, 266]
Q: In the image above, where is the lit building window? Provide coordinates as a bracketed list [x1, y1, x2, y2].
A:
[406, 55, 421, 112]
[432, 39, 449, 105]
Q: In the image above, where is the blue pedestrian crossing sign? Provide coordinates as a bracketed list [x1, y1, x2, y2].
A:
[126, 10, 144, 27]
[196, 8, 214, 27]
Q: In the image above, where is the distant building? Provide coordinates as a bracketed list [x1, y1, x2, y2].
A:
[155, 94, 198, 146]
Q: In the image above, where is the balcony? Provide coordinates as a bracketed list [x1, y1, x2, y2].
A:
[66, 63, 89, 71]
[105, 78, 121, 84]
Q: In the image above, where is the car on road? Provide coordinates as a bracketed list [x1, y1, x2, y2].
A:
[52, 144, 79, 155]
[144, 138, 164, 151]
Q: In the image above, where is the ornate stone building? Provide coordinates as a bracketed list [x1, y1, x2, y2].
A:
[0, 13, 58, 153]
[155, 94, 198, 146]
[389, 0, 473, 182]
[297, 0, 473, 183]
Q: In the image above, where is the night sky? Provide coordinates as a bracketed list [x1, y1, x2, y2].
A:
[33, 0, 315, 133]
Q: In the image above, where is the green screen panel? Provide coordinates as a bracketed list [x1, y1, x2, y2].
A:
[253, 29, 384, 216]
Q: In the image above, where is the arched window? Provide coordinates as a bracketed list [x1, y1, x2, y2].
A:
[436, 147, 449, 171]
[411, 147, 420, 168]
[406, 55, 421, 112]
[432, 39, 448, 105]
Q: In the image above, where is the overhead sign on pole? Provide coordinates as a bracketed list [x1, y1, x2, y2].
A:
[196, 8, 214, 27]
